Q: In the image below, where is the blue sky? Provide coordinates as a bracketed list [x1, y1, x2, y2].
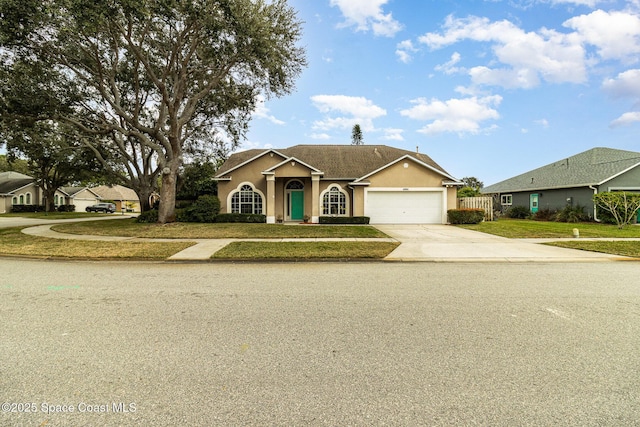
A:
[246, 0, 640, 186]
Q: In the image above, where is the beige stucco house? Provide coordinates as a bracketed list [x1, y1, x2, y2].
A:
[0, 171, 70, 213]
[215, 145, 462, 224]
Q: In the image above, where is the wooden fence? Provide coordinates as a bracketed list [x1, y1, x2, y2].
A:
[457, 196, 494, 221]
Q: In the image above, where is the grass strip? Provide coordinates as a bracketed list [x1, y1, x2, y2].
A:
[459, 219, 640, 238]
[0, 227, 194, 260]
[212, 241, 400, 259]
[1, 212, 113, 219]
[545, 241, 640, 258]
[54, 219, 388, 239]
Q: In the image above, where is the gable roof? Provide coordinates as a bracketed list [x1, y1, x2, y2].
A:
[216, 145, 454, 180]
[91, 185, 139, 201]
[0, 178, 33, 195]
[483, 147, 640, 194]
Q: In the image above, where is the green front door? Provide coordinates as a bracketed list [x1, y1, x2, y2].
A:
[291, 191, 304, 220]
[530, 194, 539, 213]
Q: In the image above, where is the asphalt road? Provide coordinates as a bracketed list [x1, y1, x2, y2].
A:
[1, 259, 639, 426]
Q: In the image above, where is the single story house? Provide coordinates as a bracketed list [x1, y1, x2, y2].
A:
[482, 147, 640, 219]
[0, 171, 36, 213]
[214, 144, 462, 224]
[91, 184, 141, 212]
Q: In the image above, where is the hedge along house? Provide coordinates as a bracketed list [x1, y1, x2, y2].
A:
[482, 147, 640, 219]
[214, 145, 462, 224]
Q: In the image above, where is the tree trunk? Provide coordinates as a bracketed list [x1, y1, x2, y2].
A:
[157, 159, 180, 224]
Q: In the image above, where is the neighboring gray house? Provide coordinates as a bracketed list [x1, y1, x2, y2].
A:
[482, 147, 640, 220]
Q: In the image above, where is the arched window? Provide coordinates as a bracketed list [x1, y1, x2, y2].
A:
[231, 184, 263, 214]
[322, 186, 347, 216]
[55, 195, 59, 205]
[25, 193, 31, 205]
[19, 194, 24, 204]
[12, 197, 17, 205]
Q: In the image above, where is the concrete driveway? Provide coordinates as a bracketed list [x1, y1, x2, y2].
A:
[375, 224, 630, 262]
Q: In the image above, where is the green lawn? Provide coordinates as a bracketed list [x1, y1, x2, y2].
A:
[1, 212, 114, 219]
[0, 227, 194, 260]
[213, 241, 400, 259]
[459, 219, 640, 238]
[545, 241, 640, 257]
[53, 219, 388, 239]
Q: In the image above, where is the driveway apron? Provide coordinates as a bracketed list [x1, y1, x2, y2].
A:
[375, 224, 629, 262]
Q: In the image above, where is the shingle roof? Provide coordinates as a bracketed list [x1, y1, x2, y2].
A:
[91, 185, 139, 201]
[216, 145, 453, 179]
[0, 178, 33, 194]
[482, 147, 640, 194]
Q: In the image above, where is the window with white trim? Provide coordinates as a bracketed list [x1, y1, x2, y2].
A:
[25, 193, 31, 204]
[322, 186, 347, 216]
[231, 184, 263, 214]
[19, 194, 24, 204]
[501, 194, 513, 205]
[12, 197, 17, 205]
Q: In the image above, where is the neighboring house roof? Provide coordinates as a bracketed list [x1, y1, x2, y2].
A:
[483, 147, 640, 194]
[60, 186, 100, 198]
[216, 145, 456, 180]
[0, 171, 32, 181]
[0, 178, 34, 195]
[91, 185, 140, 201]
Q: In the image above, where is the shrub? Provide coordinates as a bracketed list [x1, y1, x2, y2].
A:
[593, 191, 640, 229]
[319, 216, 370, 224]
[181, 195, 220, 223]
[447, 209, 485, 224]
[555, 204, 589, 223]
[506, 205, 530, 219]
[57, 204, 76, 212]
[214, 213, 266, 223]
[533, 207, 556, 221]
[10, 204, 45, 213]
[136, 209, 158, 223]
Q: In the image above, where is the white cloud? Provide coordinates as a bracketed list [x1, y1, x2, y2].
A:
[330, 0, 402, 37]
[311, 95, 387, 131]
[435, 52, 463, 75]
[536, 118, 550, 128]
[310, 133, 332, 140]
[396, 40, 418, 63]
[610, 111, 640, 127]
[253, 96, 285, 125]
[419, 15, 589, 88]
[602, 69, 640, 98]
[382, 128, 405, 141]
[550, 0, 600, 6]
[400, 95, 502, 136]
[564, 10, 640, 61]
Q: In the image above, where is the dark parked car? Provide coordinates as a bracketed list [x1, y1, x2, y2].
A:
[86, 203, 116, 213]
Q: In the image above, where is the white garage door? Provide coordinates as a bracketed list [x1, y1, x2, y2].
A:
[366, 190, 444, 224]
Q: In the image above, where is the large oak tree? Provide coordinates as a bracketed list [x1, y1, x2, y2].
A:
[0, 0, 306, 222]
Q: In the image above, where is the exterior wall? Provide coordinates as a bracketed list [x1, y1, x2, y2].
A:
[11, 183, 40, 207]
[499, 187, 596, 217]
[217, 154, 284, 213]
[367, 160, 444, 188]
[0, 196, 11, 214]
[69, 189, 100, 212]
[446, 187, 458, 210]
[603, 166, 640, 191]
